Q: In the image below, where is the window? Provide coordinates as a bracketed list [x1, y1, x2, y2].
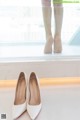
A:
[0, 0, 80, 58]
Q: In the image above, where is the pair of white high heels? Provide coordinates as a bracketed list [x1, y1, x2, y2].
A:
[12, 72, 42, 120]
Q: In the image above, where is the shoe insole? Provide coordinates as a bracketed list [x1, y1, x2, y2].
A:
[29, 78, 41, 105]
[14, 77, 26, 105]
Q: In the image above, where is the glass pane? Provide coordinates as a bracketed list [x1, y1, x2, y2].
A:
[0, 0, 80, 46]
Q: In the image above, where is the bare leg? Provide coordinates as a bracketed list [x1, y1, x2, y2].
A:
[53, 0, 63, 53]
[41, 0, 53, 54]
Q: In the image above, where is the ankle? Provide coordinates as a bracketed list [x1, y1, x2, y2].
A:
[54, 34, 61, 41]
[46, 35, 53, 43]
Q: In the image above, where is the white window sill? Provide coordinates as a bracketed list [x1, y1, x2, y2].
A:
[0, 44, 80, 61]
[0, 44, 80, 80]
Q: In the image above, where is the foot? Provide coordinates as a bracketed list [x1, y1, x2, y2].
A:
[53, 35, 62, 53]
[44, 36, 53, 54]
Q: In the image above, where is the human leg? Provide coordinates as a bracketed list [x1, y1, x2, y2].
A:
[53, 0, 63, 53]
[41, 0, 53, 54]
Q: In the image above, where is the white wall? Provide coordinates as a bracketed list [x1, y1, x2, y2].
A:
[0, 59, 80, 80]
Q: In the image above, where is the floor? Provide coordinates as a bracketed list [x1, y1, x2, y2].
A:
[0, 85, 80, 120]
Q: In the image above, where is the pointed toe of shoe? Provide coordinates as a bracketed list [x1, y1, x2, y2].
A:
[12, 101, 27, 120]
[27, 103, 42, 120]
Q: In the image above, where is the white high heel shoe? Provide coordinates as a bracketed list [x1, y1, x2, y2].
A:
[27, 72, 42, 120]
[12, 72, 27, 120]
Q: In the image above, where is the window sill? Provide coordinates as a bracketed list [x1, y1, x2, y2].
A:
[0, 44, 80, 80]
